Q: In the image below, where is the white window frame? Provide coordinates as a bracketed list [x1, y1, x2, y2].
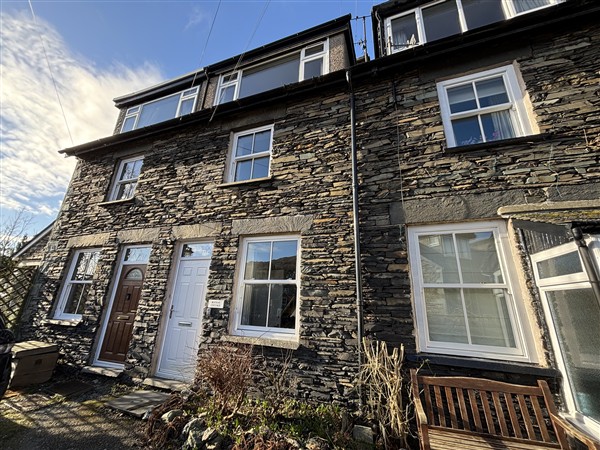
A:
[384, 0, 563, 54]
[214, 40, 329, 105]
[231, 235, 300, 341]
[227, 125, 274, 182]
[408, 221, 535, 362]
[54, 248, 101, 321]
[437, 64, 534, 147]
[109, 156, 144, 201]
[530, 239, 600, 436]
[120, 86, 199, 133]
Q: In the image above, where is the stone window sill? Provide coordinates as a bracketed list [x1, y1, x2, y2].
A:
[217, 176, 273, 188]
[43, 318, 82, 327]
[222, 334, 300, 350]
[98, 197, 136, 207]
[444, 133, 550, 154]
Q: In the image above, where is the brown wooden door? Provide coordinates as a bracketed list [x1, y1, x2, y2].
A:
[98, 264, 145, 363]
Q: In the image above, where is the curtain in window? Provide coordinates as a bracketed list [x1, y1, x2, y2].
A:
[487, 110, 515, 141]
[513, 0, 551, 14]
[391, 15, 419, 50]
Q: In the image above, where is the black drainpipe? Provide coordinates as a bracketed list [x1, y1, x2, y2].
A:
[347, 69, 365, 408]
[571, 226, 600, 309]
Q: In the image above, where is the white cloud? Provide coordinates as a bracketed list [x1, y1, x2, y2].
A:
[184, 5, 208, 31]
[0, 9, 163, 228]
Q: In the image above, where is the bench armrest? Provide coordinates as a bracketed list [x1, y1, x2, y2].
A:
[550, 412, 600, 450]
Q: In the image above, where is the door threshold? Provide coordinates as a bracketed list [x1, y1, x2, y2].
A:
[143, 377, 189, 392]
[81, 366, 123, 378]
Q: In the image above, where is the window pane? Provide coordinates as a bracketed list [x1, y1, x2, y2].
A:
[304, 43, 324, 57]
[122, 116, 136, 132]
[537, 251, 582, 279]
[456, 232, 503, 284]
[125, 268, 143, 280]
[181, 243, 213, 258]
[546, 288, 600, 422]
[303, 59, 323, 79]
[137, 94, 179, 128]
[236, 135, 253, 157]
[464, 288, 516, 347]
[179, 98, 194, 116]
[462, 0, 505, 29]
[72, 251, 99, 281]
[447, 84, 477, 113]
[120, 159, 143, 181]
[222, 85, 236, 103]
[235, 160, 252, 181]
[425, 288, 468, 344]
[241, 284, 269, 326]
[476, 77, 509, 107]
[418, 234, 460, 283]
[116, 181, 137, 200]
[245, 242, 271, 280]
[63, 284, 90, 315]
[481, 110, 516, 142]
[253, 130, 271, 154]
[452, 116, 483, 146]
[422, 1, 461, 42]
[239, 55, 300, 99]
[390, 14, 419, 50]
[270, 240, 297, 280]
[513, 0, 552, 14]
[267, 284, 296, 329]
[251, 157, 270, 179]
[124, 247, 151, 263]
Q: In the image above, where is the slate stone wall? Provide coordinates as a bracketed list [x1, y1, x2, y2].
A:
[354, 17, 600, 382]
[23, 84, 360, 403]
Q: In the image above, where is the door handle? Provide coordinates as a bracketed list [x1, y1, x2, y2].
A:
[169, 304, 174, 319]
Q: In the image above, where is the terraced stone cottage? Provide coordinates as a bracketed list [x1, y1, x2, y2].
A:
[21, 0, 599, 442]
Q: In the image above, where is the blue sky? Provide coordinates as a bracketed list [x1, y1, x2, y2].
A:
[1, 0, 376, 240]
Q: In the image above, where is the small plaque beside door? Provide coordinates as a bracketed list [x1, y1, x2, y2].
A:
[207, 299, 224, 309]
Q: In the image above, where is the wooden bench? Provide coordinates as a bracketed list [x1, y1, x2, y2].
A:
[410, 369, 569, 450]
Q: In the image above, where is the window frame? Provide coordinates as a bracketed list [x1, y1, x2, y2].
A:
[108, 155, 144, 201]
[408, 221, 535, 362]
[530, 239, 600, 435]
[231, 235, 301, 341]
[436, 64, 534, 147]
[54, 248, 101, 321]
[214, 40, 329, 106]
[120, 86, 199, 133]
[227, 125, 274, 183]
[384, 0, 562, 54]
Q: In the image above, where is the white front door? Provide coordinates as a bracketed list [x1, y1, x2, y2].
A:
[156, 242, 213, 381]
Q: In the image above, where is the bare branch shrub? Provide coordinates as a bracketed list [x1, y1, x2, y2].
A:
[195, 343, 253, 416]
[359, 338, 411, 449]
[0, 208, 33, 263]
[253, 349, 297, 416]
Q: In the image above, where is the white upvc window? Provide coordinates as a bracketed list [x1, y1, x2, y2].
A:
[531, 239, 600, 435]
[109, 156, 144, 201]
[120, 86, 199, 133]
[232, 235, 300, 340]
[214, 40, 329, 105]
[437, 65, 534, 147]
[408, 221, 535, 361]
[228, 125, 273, 182]
[54, 249, 101, 320]
[384, 0, 562, 54]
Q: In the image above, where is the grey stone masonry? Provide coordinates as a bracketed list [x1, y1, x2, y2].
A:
[355, 11, 599, 383]
[22, 82, 360, 404]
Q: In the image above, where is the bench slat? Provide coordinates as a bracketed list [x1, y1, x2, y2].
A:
[446, 386, 458, 429]
[492, 391, 510, 437]
[518, 394, 537, 440]
[468, 389, 484, 433]
[434, 385, 446, 427]
[505, 392, 523, 439]
[424, 384, 435, 425]
[457, 387, 471, 430]
[531, 396, 551, 442]
[482, 391, 497, 435]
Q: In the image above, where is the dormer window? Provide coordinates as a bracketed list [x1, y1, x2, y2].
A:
[121, 86, 199, 132]
[384, 0, 562, 55]
[215, 40, 329, 105]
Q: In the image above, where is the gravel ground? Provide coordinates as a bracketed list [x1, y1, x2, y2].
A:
[0, 371, 146, 450]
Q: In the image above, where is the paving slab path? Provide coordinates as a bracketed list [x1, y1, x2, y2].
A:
[0, 372, 148, 450]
